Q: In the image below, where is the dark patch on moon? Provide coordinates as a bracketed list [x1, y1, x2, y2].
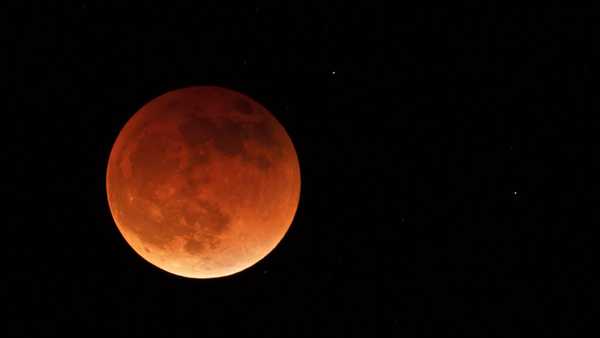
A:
[176, 113, 284, 172]
[232, 98, 254, 115]
[184, 238, 206, 254]
[119, 200, 179, 247]
[252, 119, 277, 148]
[188, 147, 211, 166]
[191, 104, 205, 114]
[213, 119, 247, 156]
[178, 116, 216, 146]
[165, 99, 180, 109]
[131, 132, 170, 176]
[184, 234, 220, 255]
[129, 131, 181, 198]
[178, 115, 249, 157]
[253, 155, 272, 170]
[181, 200, 230, 254]
[122, 194, 232, 253]
[182, 165, 212, 191]
[183, 199, 231, 233]
[178, 115, 251, 158]
[241, 152, 272, 170]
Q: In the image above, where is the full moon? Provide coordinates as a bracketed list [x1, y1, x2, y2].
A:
[106, 86, 301, 278]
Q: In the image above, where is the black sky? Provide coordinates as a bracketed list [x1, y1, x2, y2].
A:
[9, 3, 595, 337]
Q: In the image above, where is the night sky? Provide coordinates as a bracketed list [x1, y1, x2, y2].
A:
[10, 3, 594, 336]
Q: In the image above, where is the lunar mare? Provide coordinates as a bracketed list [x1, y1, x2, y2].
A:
[106, 86, 300, 278]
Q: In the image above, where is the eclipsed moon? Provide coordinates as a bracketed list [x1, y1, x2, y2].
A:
[106, 86, 301, 278]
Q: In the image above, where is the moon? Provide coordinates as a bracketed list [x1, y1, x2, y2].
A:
[106, 86, 301, 278]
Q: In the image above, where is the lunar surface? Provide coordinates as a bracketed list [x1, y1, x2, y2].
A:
[106, 86, 301, 278]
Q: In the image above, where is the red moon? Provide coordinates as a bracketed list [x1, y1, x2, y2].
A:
[106, 86, 301, 278]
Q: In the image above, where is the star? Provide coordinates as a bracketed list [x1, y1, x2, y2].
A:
[331, 71, 336, 75]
